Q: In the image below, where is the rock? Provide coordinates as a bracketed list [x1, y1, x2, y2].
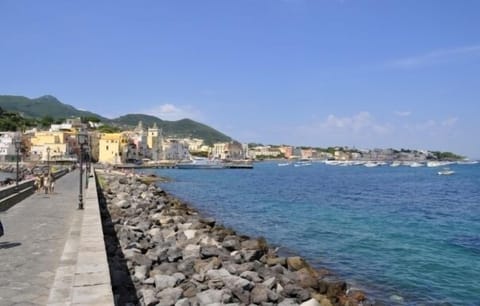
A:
[267, 256, 287, 267]
[263, 276, 277, 289]
[240, 271, 262, 282]
[223, 275, 253, 291]
[154, 275, 177, 290]
[295, 268, 319, 289]
[184, 229, 197, 239]
[196, 289, 232, 305]
[156, 287, 183, 306]
[181, 281, 198, 298]
[200, 217, 216, 227]
[183, 244, 201, 259]
[283, 284, 311, 302]
[140, 288, 158, 306]
[300, 298, 321, 306]
[241, 238, 267, 251]
[287, 257, 309, 271]
[348, 290, 366, 302]
[279, 298, 300, 306]
[251, 284, 269, 304]
[175, 298, 190, 306]
[206, 268, 232, 280]
[326, 281, 346, 299]
[222, 237, 241, 251]
[134, 265, 148, 282]
[242, 249, 264, 262]
[201, 246, 222, 259]
[116, 191, 130, 200]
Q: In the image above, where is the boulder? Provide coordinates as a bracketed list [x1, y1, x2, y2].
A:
[156, 287, 183, 306]
[287, 257, 309, 271]
[140, 288, 158, 306]
[154, 275, 177, 291]
[251, 284, 269, 304]
[300, 298, 321, 306]
[196, 289, 232, 305]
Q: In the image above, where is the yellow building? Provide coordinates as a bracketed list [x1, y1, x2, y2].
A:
[30, 131, 73, 161]
[98, 133, 128, 164]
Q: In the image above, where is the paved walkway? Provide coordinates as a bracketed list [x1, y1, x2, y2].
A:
[0, 171, 83, 306]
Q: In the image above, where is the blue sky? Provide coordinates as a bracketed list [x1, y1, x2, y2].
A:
[1, 0, 480, 158]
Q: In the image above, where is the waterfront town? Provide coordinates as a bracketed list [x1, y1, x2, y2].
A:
[0, 117, 463, 167]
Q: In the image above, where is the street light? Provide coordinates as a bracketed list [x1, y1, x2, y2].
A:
[14, 135, 21, 190]
[46, 146, 51, 175]
[77, 133, 87, 210]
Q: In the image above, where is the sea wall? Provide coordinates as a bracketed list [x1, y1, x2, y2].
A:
[97, 172, 369, 306]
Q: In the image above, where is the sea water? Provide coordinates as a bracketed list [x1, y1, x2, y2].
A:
[147, 162, 480, 305]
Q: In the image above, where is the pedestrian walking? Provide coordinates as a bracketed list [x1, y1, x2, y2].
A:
[43, 174, 50, 194]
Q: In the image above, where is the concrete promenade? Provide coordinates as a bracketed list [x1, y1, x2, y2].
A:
[0, 170, 114, 306]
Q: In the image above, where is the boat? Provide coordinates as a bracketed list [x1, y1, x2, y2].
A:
[438, 168, 455, 176]
[457, 160, 479, 165]
[390, 161, 402, 167]
[427, 161, 454, 167]
[294, 161, 312, 167]
[409, 162, 424, 168]
[278, 162, 291, 167]
[364, 162, 380, 168]
[176, 158, 226, 169]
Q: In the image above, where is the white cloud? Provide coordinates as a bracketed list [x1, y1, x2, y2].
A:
[386, 45, 480, 69]
[143, 103, 204, 121]
[442, 117, 458, 127]
[395, 111, 411, 117]
[320, 111, 391, 135]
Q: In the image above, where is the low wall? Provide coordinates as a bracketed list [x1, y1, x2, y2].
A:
[0, 168, 70, 212]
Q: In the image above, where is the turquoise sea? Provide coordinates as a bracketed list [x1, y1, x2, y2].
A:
[147, 162, 480, 305]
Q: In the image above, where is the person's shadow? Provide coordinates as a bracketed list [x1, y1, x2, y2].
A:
[0, 241, 22, 249]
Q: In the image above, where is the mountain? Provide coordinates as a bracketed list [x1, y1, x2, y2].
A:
[0, 95, 108, 120]
[112, 114, 231, 145]
[0, 95, 232, 145]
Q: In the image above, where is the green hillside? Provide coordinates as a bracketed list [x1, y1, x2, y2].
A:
[112, 114, 231, 145]
[0, 95, 232, 145]
[0, 95, 107, 120]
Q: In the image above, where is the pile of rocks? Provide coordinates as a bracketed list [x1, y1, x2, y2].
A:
[98, 172, 368, 306]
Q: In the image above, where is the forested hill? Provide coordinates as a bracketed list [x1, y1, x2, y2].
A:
[0, 95, 232, 145]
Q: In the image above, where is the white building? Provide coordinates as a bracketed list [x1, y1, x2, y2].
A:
[162, 139, 189, 160]
[0, 132, 20, 162]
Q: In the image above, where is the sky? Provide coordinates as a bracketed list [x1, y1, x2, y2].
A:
[1, 0, 480, 158]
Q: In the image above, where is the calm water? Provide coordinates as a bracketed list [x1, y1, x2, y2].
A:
[146, 162, 480, 305]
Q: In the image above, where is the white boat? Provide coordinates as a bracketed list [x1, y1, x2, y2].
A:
[409, 162, 424, 168]
[176, 158, 225, 169]
[390, 161, 402, 167]
[294, 161, 312, 167]
[457, 160, 479, 165]
[438, 168, 455, 176]
[278, 162, 291, 167]
[427, 161, 454, 167]
[364, 162, 380, 167]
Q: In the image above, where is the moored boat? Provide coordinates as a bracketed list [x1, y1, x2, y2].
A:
[438, 168, 455, 176]
[176, 158, 226, 169]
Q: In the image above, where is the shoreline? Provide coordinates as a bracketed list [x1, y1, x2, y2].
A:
[97, 171, 370, 306]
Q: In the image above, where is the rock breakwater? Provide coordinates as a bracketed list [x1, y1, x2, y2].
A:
[98, 172, 369, 306]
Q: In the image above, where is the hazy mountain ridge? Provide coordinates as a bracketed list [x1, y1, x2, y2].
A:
[0, 95, 231, 145]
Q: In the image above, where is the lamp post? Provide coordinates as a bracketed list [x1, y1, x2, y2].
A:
[85, 144, 89, 189]
[77, 133, 87, 210]
[14, 135, 21, 190]
[46, 146, 51, 175]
